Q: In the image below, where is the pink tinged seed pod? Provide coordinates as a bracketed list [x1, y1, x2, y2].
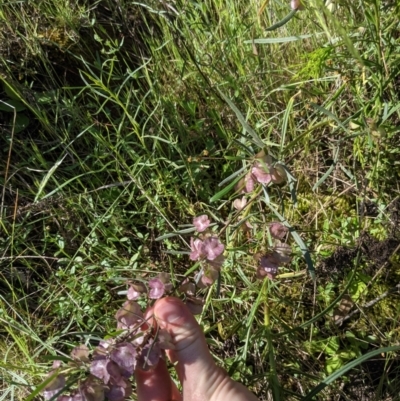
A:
[156, 272, 173, 292]
[138, 340, 161, 371]
[274, 241, 292, 264]
[202, 237, 224, 260]
[199, 273, 212, 288]
[291, 0, 304, 10]
[57, 393, 83, 401]
[190, 237, 204, 261]
[80, 376, 105, 401]
[93, 341, 110, 360]
[244, 172, 256, 193]
[99, 339, 112, 349]
[269, 222, 289, 240]
[127, 282, 146, 300]
[115, 300, 143, 330]
[43, 372, 66, 400]
[233, 196, 247, 210]
[90, 358, 122, 385]
[148, 278, 165, 299]
[207, 254, 225, 269]
[256, 266, 277, 280]
[105, 379, 132, 401]
[185, 296, 204, 315]
[110, 343, 137, 378]
[70, 344, 89, 362]
[193, 214, 211, 232]
[132, 330, 148, 347]
[235, 176, 246, 194]
[178, 279, 196, 296]
[257, 254, 280, 280]
[270, 164, 287, 184]
[252, 162, 273, 184]
[199, 266, 219, 287]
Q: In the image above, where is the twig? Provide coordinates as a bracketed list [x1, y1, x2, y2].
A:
[336, 283, 400, 325]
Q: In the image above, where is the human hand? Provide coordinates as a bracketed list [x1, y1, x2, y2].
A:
[135, 297, 259, 401]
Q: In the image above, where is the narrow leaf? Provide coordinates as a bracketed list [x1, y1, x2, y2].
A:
[13, 113, 30, 133]
[310, 103, 349, 133]
[265, 9, 298, 31]
[0, 99, 26, 112]
[280, 97, 294, 157]
[303, 346, 400, 400]
[155, 227, 197, 241]
[210, 175, 242, 203]
[218, 166, 247, 187]
[34, 154, 67, 202]
[312, 147, 339, 191]
[245, 34, 314, 44]
[216, 88, 265, 148]
[164, 250, 191, 255]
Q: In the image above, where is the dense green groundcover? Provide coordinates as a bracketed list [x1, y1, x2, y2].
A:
[1, 0, 400, 400]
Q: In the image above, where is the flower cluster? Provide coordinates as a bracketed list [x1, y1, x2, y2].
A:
[42, 278, 175, 401]
[237, 153, 287, 194]
[229, 151, 293, 280]
[127, 273, 172, 301]
[255, 222, 291, 280]
[190, 215, 225, 287]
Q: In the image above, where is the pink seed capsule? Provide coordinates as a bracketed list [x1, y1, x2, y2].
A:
[291, 0, 304, 10]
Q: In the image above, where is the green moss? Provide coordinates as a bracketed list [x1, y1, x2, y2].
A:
[292, 47, 333, 81]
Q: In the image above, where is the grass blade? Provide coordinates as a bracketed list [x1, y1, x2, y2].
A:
[310, 103, 349, 133]
[216, 87, 265, 148]
[218, 166, 247, 187]
[280, 97, 294, 157]
[210, 175, 242, 203]
[245, 34, 316, 44]
[34, 154, 67, 202]
[312, 146, 340, 191]
[265, 9, 298, 31]
[303, 345, 400, 400]
[155, 227, 197, 241]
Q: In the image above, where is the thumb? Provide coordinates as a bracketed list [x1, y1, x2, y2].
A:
[154, 297, 225, 399]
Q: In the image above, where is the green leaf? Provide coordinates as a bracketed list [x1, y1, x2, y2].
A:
[280, 97, 294, 157]
[210, 175, 242, 203]
[35, 90, 58, 104]
[216, 87, 265, 148]
[155, 227, 197, 241]
[307, 337, 340, 356]
[0, 99, 26, 112]
[34, 154, 67, 202]
[245, 34, 315, 44]
[310, 103, 349, 133]
[325, 355, 343, 375]
[13, 113, 30, 133]
[218, 166, 246, 187]
[265, 9, 298, 31]
[2, 80, 22, 100]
